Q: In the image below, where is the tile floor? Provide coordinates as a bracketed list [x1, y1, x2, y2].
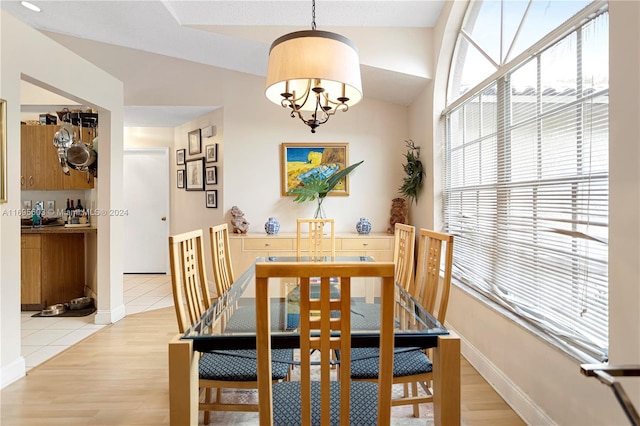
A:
[20, 273, 172, 371]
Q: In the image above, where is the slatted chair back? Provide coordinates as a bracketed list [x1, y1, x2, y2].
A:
[168, 229, 212, 333]
[255, 262, 396, 426]
[393, 223, 416, 292]
[296, 218, 336, 260]
[411, 228, 454, 324]
[209, 224, 235, 296]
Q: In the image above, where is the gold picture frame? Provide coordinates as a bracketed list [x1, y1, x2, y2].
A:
[0, 99, 6, 203]
[280, 142, 349, 196]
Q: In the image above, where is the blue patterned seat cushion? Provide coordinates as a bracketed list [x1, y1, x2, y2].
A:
[223, 302, 286, 332]
[272, 380, 380, 425]
[349, 303, 382, 330]
[345, 347, 433, 379]
[199, 349, 293, 381]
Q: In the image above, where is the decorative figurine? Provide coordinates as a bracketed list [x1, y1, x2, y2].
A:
[230, 205, 249, 234]
[387, 197, 408, 234]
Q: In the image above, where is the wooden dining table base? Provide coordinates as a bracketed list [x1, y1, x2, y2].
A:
[433, 332, 461, 425]
[168, 332, 461, 425]
[168, 334, 199, 426]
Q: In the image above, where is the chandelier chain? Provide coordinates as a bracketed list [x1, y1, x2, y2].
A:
[311, 0, 316, 31]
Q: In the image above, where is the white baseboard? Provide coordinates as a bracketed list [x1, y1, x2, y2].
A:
[94, 303, 126, 325]
[445, 322, 556, 426]
[1, 355, 25, 389]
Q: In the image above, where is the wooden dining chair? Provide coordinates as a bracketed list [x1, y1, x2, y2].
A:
[411, 228, 454, 323]
[296, 218, 336, 260]
[350, 228, 454, 417]
[255, 261, 396, 426]
[209, 224, 235, 296]
[393, 223, 416, 291]
[169, 229, 293, 423]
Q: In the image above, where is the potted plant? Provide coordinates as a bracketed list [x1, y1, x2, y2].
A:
[288, 160, 364, 217]
[399, 140, 424, 205]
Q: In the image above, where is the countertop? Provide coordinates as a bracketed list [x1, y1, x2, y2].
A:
[21, 225, 97, 234]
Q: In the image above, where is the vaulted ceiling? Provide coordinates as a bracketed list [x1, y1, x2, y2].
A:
[2, 1, 446, 126]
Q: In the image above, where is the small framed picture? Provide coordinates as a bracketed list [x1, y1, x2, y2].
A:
[206, 190, 218, 208]
[205, 166, 217, 185]
[177, 169, 185, 189]
[188, 129, 202, 155]
[176, 149, 185, 165]
[205, 144, 218, 163]
[185, 158, 204, 191]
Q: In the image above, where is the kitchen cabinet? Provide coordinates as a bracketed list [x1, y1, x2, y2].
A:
[21, 124, 95, 190]
[20, 235, 42, 307]
[20, 231, 88, 310]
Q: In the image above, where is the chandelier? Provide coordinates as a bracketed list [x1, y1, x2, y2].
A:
[264, 0, 363, 133]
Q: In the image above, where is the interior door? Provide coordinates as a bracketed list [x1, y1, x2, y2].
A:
[123, 148, 170, 273]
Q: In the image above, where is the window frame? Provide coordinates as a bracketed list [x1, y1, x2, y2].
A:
[441, 2, 609, 363]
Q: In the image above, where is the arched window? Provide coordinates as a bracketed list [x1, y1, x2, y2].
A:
[442, 0, 609, 362]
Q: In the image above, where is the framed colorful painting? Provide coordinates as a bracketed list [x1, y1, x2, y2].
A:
[280, 142, 349, 196]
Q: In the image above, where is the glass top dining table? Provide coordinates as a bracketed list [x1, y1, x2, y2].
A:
[168, 255, 461, 425]
[181, 255, 450, 353]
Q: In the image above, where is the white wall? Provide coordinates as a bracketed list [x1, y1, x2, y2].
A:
[0, 11, 124, 388]
[607, 0, 640, 402]
[127, 88, 411, 290]
[222, 71, 409, 234]
[408, 1, 639, 425]
[51, 36, 413, 235]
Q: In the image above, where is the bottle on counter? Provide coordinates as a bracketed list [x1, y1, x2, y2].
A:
[65, 199, 71, 224]
[68, 200, 79, 224]
[77, 199, 88, 224]
[32, 203, 43, 228]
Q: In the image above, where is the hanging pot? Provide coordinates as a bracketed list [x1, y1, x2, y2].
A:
[52, 122, 75, 149]
[56, 147, 71, 175]
[66, 119, 96, 169]
[66, 141, 96, 169]
[52, 123, 76, 176]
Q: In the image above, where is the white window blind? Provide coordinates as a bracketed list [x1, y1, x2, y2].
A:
[443, 11, 609, 362]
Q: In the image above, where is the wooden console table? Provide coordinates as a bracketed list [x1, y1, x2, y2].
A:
[229, 232, 394, 278]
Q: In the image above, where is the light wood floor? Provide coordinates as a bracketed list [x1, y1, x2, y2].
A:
[1, 307, 525, 426]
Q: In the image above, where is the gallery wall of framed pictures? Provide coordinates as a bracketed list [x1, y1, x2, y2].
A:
[176, 127, 219, 208]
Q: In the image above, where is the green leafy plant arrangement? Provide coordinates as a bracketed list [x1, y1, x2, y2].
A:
[288, 160, 364, 216]
[399, 140, 424, 205]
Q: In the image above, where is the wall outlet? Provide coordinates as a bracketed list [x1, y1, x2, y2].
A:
[46, 200, 55, 211]
[23, 200, 31, 209]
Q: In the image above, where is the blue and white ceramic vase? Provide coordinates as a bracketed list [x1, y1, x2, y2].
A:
[356, 217, 372, 235]
[265, 217, 280, 235]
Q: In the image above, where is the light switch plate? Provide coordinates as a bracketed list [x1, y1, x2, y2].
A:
[46, 200, 55, 210]
[23, 200, 31, 209]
